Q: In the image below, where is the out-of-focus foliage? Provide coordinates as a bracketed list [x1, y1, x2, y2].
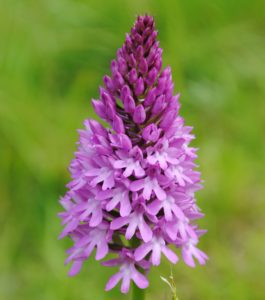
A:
[0, 0, 264, 299]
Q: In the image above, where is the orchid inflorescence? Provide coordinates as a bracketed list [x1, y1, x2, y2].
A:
[59, 15, 207, 294]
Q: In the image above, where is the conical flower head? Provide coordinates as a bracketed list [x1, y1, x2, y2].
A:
[93, 15, 178, 141]
[59, 15, 207, 294]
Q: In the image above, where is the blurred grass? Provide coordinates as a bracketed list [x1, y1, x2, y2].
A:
[0, 0, 265, 299]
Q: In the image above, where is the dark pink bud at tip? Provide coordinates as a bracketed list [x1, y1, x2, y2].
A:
[125, 33, 133, 49]
[88, 119, 107, 137]
[124, 95, 136, 113]
[99, 87, 111, 102]
[103, 75, 114, 91]
[143, 15, 153, 26]
[101, 91, 113, 104]
[170, 93, 180, 109]
[147, 41, 159, 64]
[144, 88, 156, 106]
[145, 31, 158, 50]
[142, 27, 152, 40]
[154, 56, 162, 71]
[121, 85, 131, 101]
[105, 101, 116, 119]
[119, 134, 132, 150]
[92, 99, 107, 119]
[133, 105, 146, 124]
[146, 67, 158, 86]
[111, 60, 118, 74]
[128, 54, 136, 68]
[117, 56, 127, 75]
[152, 94, 165, 114]
[113, 115, 125, 133]
[161, 66, 171, 77]
[165, 83, 174, 100]
[135, 77, 145, 96]
[136, 45, 144, 59]
[139, 57, 148, 74]
[156, 76, 167, 95]
[128, 68, 137, 84]
[135, 20, 144, 33]
[159, 109, 176, 130]
[142, 123, 160, 142]
[113, 72, 124, 89]
[133, 33, 142, 44]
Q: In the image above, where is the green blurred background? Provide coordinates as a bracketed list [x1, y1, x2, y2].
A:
[1, 0, 265, 299]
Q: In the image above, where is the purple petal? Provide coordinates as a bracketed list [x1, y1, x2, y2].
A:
[123, 164, 134, 177]
[172, 204, 185, 220]
[102, 174, 115, 190]
[121, 274, 131, 294]
[125, 217, 138, 240]
[134, 163, 145, 178]
[147, 200, 162, 215]
[192, 247, 208, 265]
[97, 190, 113, 200]
[131, 269, 149, 289]
[105, 272, 123, 291]
[59, 218, 79, 239]
[139, 219, 152, 242]
[182, 248, 195, 268]
[68, 260, 83, 276]
[111, 217, 129, 230]
[135, 243, 152, 261]
[90, 209, 102, 227]
[106, 194, 120, 212]
[120, 194, 132, 217]
[166, 223, 178, 241]
[95, 242, 108, 260]
[153, 183, 166, 200]
[151, 243, 161, 266]
[102, 258, 121, 267]
[164, 203, 173, 221]
[130, 179, 145, 191]
[162, 246, 178, 264]
[113, 160, 127, 169]
[142, 182, 152, 200]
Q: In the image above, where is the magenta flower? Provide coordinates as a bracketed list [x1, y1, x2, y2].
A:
[103, 249, 149, 294]
[135, 229, 179, 266]
[110, 203, 153, 242]
[59, 15, 207, 294]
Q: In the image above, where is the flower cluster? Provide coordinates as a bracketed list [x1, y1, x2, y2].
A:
[59, 15, 207, 294]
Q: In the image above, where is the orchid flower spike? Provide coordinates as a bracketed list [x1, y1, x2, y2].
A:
[59, 15, 207, 294]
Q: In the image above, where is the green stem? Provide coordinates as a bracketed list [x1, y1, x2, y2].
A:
[132, 283, 145, 300]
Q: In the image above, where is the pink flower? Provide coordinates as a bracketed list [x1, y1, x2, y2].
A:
[135, 233, 178, 266]
[98, 185, 131, 217]
[86, 163, 115, 190]
[182, 238, 208, 268]
[113, 146, 145, 178]
[130, 169, 168, 200]
[104, 250, 149, 294]
[66, 223, 111, 276]
[147, 140, 179, 170]
[147, 192, 186, 221]
[59, 15, 207, 294]
[110, 206, 152, 242]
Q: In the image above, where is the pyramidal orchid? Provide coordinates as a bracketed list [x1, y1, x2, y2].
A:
[59, 15, 207, 295]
